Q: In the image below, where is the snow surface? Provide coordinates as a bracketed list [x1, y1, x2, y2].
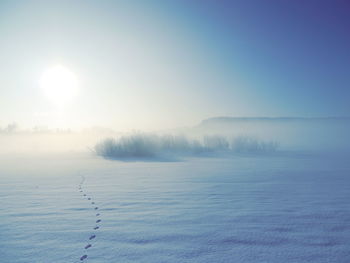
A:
[1, 151, 350, 263]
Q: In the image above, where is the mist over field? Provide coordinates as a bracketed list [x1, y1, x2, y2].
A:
[1, 123, 350, 263]
[194, 117, 350, 152]
[1, 117, 349, 157]
[2, 0, 350, 262]
[1, 122, 350, 263]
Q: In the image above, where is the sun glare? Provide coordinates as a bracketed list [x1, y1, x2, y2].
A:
[40, 65, 78, 106]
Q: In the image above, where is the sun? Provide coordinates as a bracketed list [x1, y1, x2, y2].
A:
[40, 65, 79, 106]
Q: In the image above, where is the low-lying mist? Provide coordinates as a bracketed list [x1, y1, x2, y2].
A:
[94, 134, 279, 159]
[1, 117, 349, 159]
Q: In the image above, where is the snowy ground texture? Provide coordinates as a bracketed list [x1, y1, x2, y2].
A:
[1, 151, 350, 263]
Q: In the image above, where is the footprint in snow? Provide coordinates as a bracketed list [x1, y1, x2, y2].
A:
[89, 235, 96, 240]
[94, 226, 99, 230]
[96, 219, 101, 223]
[85, 244, 92, 249]
[80, 255, 88, 261]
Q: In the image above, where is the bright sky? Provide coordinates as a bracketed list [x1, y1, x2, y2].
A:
[1, 0, 349, 131]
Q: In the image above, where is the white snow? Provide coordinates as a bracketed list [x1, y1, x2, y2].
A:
[1, 151, 350, 262]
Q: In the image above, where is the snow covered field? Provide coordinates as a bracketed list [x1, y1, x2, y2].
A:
[1, 151, 350, 263]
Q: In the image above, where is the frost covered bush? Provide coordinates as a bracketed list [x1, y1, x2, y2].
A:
[94, 134, 159, 158]
[94, 134, 203, 158]
[231, 136, 278, 153]
[203, 135, 230, 151]
[94, 133, 279, 159]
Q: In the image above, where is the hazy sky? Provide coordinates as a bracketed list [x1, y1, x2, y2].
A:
[1, 0, 349, 131]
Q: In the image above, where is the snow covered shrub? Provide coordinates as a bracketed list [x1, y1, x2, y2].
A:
[94, 133, 279, 159]
[94, 134, 159, 158]
[94, 134, 204, 158]
[203, 135, 230, 151]
[231, 136, 278, 153]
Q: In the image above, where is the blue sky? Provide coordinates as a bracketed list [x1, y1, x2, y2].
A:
[0, 0, 349, 130]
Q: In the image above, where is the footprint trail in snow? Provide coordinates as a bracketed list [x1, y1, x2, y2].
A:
[77, 176, 102, 261]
